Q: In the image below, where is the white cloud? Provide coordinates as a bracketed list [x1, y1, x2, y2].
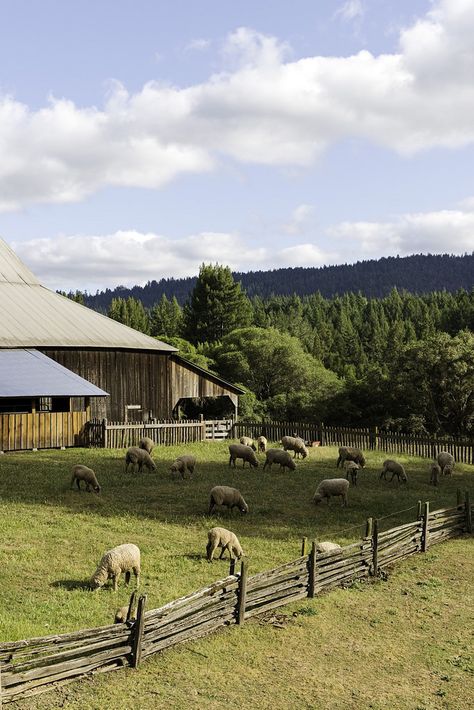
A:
[185, 38, 211, 52]
[1, 1, 474, 210]
[335, 1, 365, 23]
[283, 203, 314, 235]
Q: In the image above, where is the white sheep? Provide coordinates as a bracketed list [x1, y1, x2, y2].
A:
[313, 478, 350, 507]
[379, 459, 407, 484]
[239, 436, 257, 451]
[228, 443, 259, 468]
[125, 447, 156, 473]
[170, 454, 196, 479]
[257, 435, 267, 453]
[114, 605, 136, 624]
[138, 437, 155, 454]
[281, 435, 308, 459]
[209, 485, 249, 514]
[90, 543, 141, 592]
[263, 448, 296, 471]
[437, 451, 455, 476]
[206, 527, 244, 562]
[70, 465, 101, 494]
[343, 460, 360, 486]
[316, 541, 342, 553]
[336, 446, 366, 468]
[429, 462, 442, 487]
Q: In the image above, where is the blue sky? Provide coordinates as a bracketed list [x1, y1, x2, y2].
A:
[0, 0, 473, 291]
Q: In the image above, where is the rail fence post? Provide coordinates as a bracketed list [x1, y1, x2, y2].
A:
[417, 500, 422, 520]
[308, 541, 317, 598]
[421, 501, 430, 552]
[229, 558, 236, 576]
[237, 560, 248, 626]
[365, 517, 373, 538]
[301, 537, 308, 556]
[457, 488, 463, 507]
[465, 491, 472, 534]
[131, 594, 147, 668]
[102, 418, 108, 448]
[371, 519, 379, 576]
[320, 423, 326, 446]
[127, 591, 137, 622]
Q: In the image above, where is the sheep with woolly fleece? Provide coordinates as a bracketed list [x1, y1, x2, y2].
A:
[343, 460, 360, 486]
[125, 447, 156, 473]
[70, 464, 101, 494]
[228, 443, 259, 468]
[263, 448, 296, 471]
[90, 543, 140, 591]
[257, 435, 267, 453]
[281, 435, 308, 459]
[429, 462, 442, 487]
[114, 605, 136, 624]
[239, 436, 257, 451]
[206, 527, 244, 562]
[316, 541, 342, 553]
[138, 437, 155, 454]
[313, 478, 349, 506]
[379, 459, 407, 484]
[170, 454, 196, 479]
[437, 451, 455, 476]
[209, 485, 249, 514]
[336, 446, 366, 468]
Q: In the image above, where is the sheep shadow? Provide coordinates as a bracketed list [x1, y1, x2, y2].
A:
[51, 579, 91, 591]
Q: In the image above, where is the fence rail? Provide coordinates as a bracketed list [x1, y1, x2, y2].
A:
[1, 492, 471, 704]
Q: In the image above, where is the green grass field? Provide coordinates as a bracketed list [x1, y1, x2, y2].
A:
[1, 442, 473, 709]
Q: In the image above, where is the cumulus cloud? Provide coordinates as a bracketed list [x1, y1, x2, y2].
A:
[282, 204, 315, 235]
[185, 38, 211, 52]
[1, 0, 474, 210]
[335, 1, 365, 23]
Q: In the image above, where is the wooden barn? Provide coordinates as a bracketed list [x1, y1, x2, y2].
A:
[0, 239, 243, 451]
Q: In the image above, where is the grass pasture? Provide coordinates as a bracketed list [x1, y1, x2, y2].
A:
[0, 441, 473, 709]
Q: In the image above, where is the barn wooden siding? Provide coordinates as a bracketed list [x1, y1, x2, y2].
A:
[41, 350, 239, 421]
[0, 411, 88, 451]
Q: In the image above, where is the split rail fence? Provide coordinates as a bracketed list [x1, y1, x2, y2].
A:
[1, 493, 471, 705]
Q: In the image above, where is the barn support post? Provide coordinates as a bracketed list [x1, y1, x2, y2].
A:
[131, 594, 147, 668]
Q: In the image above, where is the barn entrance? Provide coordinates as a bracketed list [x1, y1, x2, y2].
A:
[173, 395, 237, 420]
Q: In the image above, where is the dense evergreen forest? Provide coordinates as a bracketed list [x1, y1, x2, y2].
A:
[82, 253, 474, 310]
[67, 262, 474, 438]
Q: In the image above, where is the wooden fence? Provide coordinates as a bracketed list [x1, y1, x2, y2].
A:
[1, 493, 471, 705]
[0, 412, 89, 452]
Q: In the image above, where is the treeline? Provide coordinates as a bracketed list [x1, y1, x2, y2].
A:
[82, 253, 474, 310]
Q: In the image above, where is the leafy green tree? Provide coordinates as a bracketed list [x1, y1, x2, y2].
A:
[155, 336, 215, 370]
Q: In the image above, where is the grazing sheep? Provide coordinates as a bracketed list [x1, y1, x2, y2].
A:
[379, 459, 408, 484]
[170, 454, 196, 479]
[343, 460, 360, 486]
[281, 435, 308, 459]
[228, 443, 259, 468]
[70, 464, 101, 494]
[138, 437, 155, 454]
[257, 435, 267, 453]
[336, 446, 366, 469]
[313, 478, 350, 507]
[429, 462, 442, 487]
[90, 543, 141, 592]
[125, 447, 156, 473]
[437, 451, 455, 476]
[263, 448, 297, 471]
[209, 486, 249, 514]
[316, 541, 342, 553]
[114, 606, 135, 624]
[239, 436, 257, 451]
[206, 527, 244, 562]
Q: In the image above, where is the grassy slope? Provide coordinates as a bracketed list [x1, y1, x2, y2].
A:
[0, 442, 473, 708]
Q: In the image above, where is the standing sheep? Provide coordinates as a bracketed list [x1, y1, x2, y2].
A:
[263, 449, 296, 471]
[239, 436, 257, 451]
[379, 460, 407, 484]
[343, 460, 360, 486]
[206, 527, 244, 562]
[125, 447, 156, 473]
[70, 465, 101, 494]
[208, 486, 249, 514]
[139, 437, 155, 454]
[281, 435, 308, 459]
[316, 541, 342, 553]
[336, 446, 366, 469]
[170, 454, 196, 479]
[429, 462, 442, 487]
[437, 451, 455, 476]
[313, 479, 350, 507]
[257, 435, 267, 453]
[228, 443, 259, 468]
[90, 543, 141, 591]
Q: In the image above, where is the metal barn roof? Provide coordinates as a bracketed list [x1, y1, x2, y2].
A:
[0, 349, 108, 397]
[0, 239, 177, 352]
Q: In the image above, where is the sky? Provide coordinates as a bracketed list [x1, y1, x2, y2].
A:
[0, 0, 473, 291]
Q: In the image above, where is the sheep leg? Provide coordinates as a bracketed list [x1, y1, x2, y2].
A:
[379, 470, 386, 480]
[336, 455, 342, 468]
[208, 497, 216, 515]
[112, 575, 118, 592]
[125, 571, 131, 585]
[75, 478, 81, 491]
[219, 545, 228, 560]
[133, 568, 140, 589]
[206, 541, 217, 562]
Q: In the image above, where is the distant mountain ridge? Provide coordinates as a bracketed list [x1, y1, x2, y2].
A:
[84, 253, 474, 310]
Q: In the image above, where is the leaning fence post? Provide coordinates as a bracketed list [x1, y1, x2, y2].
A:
[457, 488, 463, 507]
[308, 541, 317, 598]
[229, 558, 236, 576]
[417, 500, 422, 520]
[301, 537, 308, 556]
[131, 594, 147, 668]
[465, 491, 472, 534]
[126, 591, 137, 622]
[371, 519, 379, 576]
[365, 517, 373, 538]
[421, 501, 430, 552]
[237, 560, 248, 626]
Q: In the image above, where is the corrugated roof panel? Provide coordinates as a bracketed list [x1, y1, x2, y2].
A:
[0, 240, 40, 285]
[0, 349, 108, 397]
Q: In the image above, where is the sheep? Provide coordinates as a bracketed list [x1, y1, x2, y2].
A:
[208, 485, 249, 515]
[206, 527, 244, 562]
[138, 437, 155, 454]
[313, 478, 350, 507]
[336, 446, 366, 468]
[70, 464, 101, 494]
[379, 459, 408, 484]
[239, 436, 257, 451]
[429, 462, 442, 487]
[170, 454, 196, 479]
[257, 435, 267, 453]
[114, 606, 136, 624]
[125, 447, 156, 473]
[316, 541, 342, 554]
[263, 448, 297, 471]
[228, 443, 259, 468]
[90, 543, 140, 592]
[343, 460, 360, 486]
[437, 451, 455, 476]
[281, 435, 308, 459]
